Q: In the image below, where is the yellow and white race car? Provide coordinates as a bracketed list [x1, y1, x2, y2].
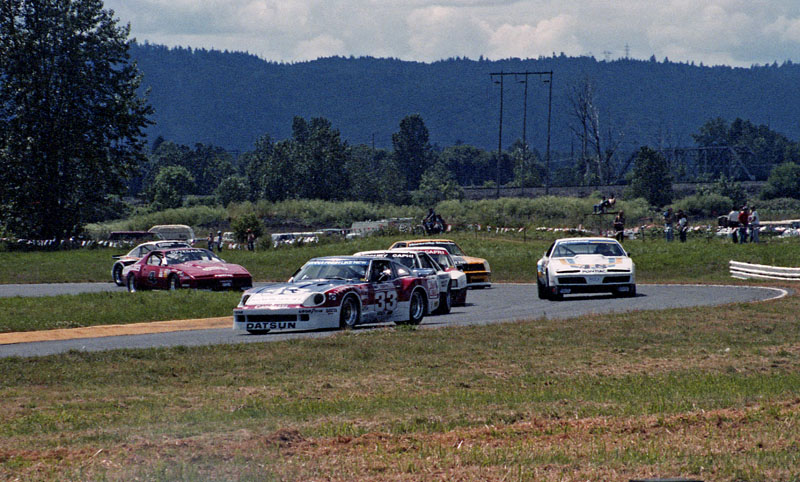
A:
[537, 237, 635, 300]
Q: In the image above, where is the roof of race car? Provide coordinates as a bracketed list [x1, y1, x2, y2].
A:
[553, 237, 622, 244]
[306, 255, 392, 263]
[396, 238, 459, 244]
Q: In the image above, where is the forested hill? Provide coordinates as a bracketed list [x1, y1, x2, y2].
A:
[131, 43, 800, 153]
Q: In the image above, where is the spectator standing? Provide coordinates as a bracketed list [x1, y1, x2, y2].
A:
[749, 206, 760, 243]
[737, 206, 750, 244]
[216, 230, 223, 252]
[677, 209, 689, 242]
[613, 211, 625, 242]
[727, 208, 740, 243]
[247, 229, 255, 251]
[663, 207, 675, 242]
[207, 231, 214, 250]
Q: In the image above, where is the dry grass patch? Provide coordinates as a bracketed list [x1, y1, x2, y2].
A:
[2, 288, 800, 480]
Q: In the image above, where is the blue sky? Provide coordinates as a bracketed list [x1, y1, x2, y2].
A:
[104, 0, 800, 67]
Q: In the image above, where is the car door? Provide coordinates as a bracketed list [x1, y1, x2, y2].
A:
[141, 252, 166, 288]
[368, 259, 397, 320]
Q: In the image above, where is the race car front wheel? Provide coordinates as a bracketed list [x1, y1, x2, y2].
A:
[435, 287, 451, 315]
[168, 275, 180, 291]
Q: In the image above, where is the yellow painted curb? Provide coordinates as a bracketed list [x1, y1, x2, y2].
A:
[0, 317, 233, 345]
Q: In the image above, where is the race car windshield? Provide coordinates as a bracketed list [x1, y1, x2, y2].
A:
[165, 250, 222, 265]
[552, 242, 625, 258]
[428, 253, 454, 268]
[294, 261, 368, 281]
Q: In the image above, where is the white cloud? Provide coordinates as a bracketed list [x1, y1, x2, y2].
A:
[294, 35, 347, 60]
[487, 15, 580, 59]
[765, 15, 800, 43]
[103, 0, 800, 66]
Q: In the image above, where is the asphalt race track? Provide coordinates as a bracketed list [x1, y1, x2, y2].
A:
[0, 283, 787, 358]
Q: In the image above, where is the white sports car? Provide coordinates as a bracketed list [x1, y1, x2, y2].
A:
[537, 237, 636, 300]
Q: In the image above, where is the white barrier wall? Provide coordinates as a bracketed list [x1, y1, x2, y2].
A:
[730, 260, 800, 280]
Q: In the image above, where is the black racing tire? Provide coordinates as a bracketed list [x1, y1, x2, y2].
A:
[537, 278, 548, 300]
[435, 287, 452, 315]
[406, 289, 425, 325]
[168, 274, 180, 291]
[126, 274, 138, 293]
[112, 263, 125, 286]
[339, 294, 360, 330]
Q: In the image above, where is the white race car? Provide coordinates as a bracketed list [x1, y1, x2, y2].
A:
[537, 237, 636, 300]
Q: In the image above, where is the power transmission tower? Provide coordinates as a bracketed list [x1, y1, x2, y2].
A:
[490, 70, 554, 195]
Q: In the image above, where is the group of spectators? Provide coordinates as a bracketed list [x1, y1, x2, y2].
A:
[662, 208, 690, 242]
[206, 230, 257, 252]
[726, 205, 760, 243]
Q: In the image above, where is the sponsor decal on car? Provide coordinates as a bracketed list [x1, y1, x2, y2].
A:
[246, 322, 297, 331]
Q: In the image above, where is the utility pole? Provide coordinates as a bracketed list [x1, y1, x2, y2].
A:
[491, 72, 504, 198]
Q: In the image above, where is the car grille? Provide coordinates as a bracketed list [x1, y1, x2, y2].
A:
[463, 263, 486, 272]
[557, 275, 631, 284]
[558, 276, 586, 284]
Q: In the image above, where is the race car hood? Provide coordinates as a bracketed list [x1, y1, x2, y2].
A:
[175, 262, 250, 277]
[551, 255, 633, 273]
[243, 279, 351, 306]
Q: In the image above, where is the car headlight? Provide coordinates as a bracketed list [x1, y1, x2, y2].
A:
[238, 294, 251, 307]
[302, 293, 326, 307]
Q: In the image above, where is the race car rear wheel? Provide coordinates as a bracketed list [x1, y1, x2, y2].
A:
[168, 274, 180, 291]
[407, 289, 425, 325]
[339, 295, 360, 329]
[435, 286, 451, 315]
[126, 274, 138, 293]
[112, 263, 124, 286]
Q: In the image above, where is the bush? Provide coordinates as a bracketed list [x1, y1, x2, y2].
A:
[671, 193, 733, 217]
[751, 198, 800, 220]
[230, 213, 264, 243]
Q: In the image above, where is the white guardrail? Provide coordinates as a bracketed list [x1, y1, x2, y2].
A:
[730, 260, 800, 281]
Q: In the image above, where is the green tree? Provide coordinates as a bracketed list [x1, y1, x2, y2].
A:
[0, 0, 152, 239]
[345, 145, 403, 204]
[625, 146, 673, 207]
[231, 212, 263, 243]
[411, 162, 464, 206]
[760, 162, 800, 200]
[392, 114, 433, 191]
[215, 176, 250, 207]
[151, 166, 195, 210]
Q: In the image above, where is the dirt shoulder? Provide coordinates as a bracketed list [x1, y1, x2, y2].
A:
[0, 317, 231, 345]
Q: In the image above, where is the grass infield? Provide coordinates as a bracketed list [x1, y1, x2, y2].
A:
[1, 234, 799, 480]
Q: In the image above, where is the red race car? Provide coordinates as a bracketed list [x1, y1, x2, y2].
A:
[125, 248, 252, 292]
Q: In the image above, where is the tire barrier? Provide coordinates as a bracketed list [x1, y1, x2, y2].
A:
[730, 260, 800, 281]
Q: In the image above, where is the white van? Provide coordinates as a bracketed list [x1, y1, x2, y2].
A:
[148, 224, 196, 244]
